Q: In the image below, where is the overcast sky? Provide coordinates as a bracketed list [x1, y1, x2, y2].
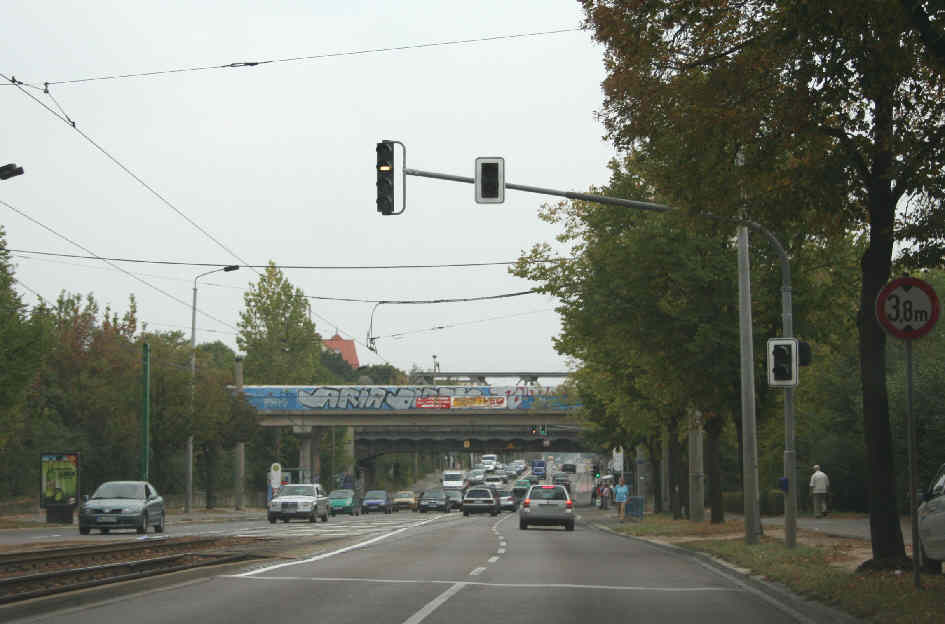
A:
[2, 1, 615, 377]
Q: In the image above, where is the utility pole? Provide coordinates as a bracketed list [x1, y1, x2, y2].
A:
[140, 343, 150, 482]
[737, 228, 762, 544]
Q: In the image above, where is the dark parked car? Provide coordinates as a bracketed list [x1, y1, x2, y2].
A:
[362, 490, 393, 514]
[462, 487, 499, 516]
[418, 489, 450, 513]
[79, 481, 165, 535]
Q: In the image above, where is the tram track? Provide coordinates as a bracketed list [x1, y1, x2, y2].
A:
[0, 536, 263, 604]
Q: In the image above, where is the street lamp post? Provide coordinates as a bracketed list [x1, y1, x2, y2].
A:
[187, 265, 239, 513]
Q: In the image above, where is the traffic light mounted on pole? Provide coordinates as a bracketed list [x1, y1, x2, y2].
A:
[376, 141, 395, 215]
[767, 338, 799, 387]
[0, 163, 24, 180]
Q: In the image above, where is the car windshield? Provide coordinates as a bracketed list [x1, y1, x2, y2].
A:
[423, 490, 445, 499]
[329, 490, 353, 499]
[495, 490, 510, 497]
[395, 491, 414, 498]
[92, 482, 143, 500]
[466, 489, 492, 498]
[278, 485, 315, 497]
[365, 490, 386, 498]
[443, 473, 463, 480]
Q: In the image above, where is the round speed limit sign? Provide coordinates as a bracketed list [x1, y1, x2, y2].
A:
[875, 277, 940, 340]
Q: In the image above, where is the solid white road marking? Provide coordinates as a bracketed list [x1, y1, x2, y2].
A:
[488, 556, 500, 563]
[497, 548, 506, 554]
[468, 567, 487, 576]
[401, 582, 467, 624]
[232, 516, 446, 577]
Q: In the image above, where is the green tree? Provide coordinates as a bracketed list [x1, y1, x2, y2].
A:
[0, 228, 53, 497]
[237, 262, 327, 385]
[580, 0, 945, 565]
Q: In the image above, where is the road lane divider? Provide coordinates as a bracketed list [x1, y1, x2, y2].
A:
[229, 515, 448, 577]
[402, 582, 466, 624]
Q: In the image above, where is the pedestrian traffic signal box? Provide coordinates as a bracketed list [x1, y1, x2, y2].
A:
[539, 424, 547, 436]
[767, 337, 799, 387]
[593, 464, 600, 479]
[376, 141, 395, 215]
[529, 425, 537, 435]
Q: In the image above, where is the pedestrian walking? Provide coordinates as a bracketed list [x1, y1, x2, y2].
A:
[809, 464, 830, 517]
[614, 478, 629, 522]
[601, 481, 611, 511]
[590, 483, 598, 507]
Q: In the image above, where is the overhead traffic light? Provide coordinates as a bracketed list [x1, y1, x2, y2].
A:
[539, 424, 547, 436]
[474, 157, 505, 203]
[767, 338, 799, 387]
[376, 141, 395, 215]
[593, 464, 601, 479]
[0, 163, 24, 180]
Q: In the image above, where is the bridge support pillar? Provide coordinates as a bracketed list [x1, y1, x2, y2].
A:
[234, 442, 245, 510]
[344, 426, 355, 481]
[299, 428, 322, 483]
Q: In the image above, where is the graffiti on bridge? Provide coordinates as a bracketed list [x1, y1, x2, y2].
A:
[242, 385, 571, 411]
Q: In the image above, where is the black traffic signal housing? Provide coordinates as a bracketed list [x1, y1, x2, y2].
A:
[529, 425, 537, 435]
[767, 337, 798, 387]
[0, 163, 24, 180]
[376, 141, 395, 215]
[474, 157, 505, 203]
[593, 464, 601, 479]
[539, 424, 547, 436]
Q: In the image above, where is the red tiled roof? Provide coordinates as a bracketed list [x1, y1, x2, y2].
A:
[322, 333, 359, 369]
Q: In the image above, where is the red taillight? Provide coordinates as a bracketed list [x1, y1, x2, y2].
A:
[541, 485, 554, 489]
[566, 500, 573, 509]
[523, 499, 530, 508]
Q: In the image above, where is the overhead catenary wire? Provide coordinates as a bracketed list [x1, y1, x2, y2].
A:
[2, 72, 258, 277]
[1, 198, 237, 331]
[8, 248, 563, 270]
[40, 28, 582, 86]
[3, 71, 365, 350]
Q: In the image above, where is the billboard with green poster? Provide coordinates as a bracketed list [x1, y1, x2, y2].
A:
[41, 452, 80, 508]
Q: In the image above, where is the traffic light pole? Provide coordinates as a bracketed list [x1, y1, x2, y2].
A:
[404, 169, 670, 213]
[401, 161, 796, 545]
[742, 219, 797, 548]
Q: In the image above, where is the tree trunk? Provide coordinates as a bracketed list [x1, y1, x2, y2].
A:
[860, 195, 906, 562]
[679, 446, 690, 519]
[705, 415, 724, 523]
[647, 436, 663, 514]
[668, 414, 682, 519]
[858, 91, 907, 565]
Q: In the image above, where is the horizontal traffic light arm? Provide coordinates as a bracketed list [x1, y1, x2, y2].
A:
[404, 168, 669, 213]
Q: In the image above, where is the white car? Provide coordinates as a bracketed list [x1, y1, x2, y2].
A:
[918, 462, 945, 572]
[268, 483, 330, 523]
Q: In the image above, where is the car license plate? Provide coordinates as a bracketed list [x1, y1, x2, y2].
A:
[97, 517, 117, 523]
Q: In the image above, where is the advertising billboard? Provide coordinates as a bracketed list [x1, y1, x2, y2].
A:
[41, 452, 80, 508]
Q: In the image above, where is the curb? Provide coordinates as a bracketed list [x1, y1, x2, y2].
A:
[579, 516, 862, 624]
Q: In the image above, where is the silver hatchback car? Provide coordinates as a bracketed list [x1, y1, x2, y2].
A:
[519, 484, 574, 531]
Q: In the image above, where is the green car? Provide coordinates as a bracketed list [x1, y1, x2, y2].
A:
[512, 479, 532, 500]
[328, 489, 361, 516]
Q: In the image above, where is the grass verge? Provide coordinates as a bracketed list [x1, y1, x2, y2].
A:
[609, 514, 944, 623]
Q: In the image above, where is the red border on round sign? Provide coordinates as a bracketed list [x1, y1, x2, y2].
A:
[875, 277, 940, 340]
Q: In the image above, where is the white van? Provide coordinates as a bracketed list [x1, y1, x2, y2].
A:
[481, 454, 498, 472]
[442, 471, 466, 489]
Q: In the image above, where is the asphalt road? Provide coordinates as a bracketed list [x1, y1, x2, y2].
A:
[0, 509, 848, 624]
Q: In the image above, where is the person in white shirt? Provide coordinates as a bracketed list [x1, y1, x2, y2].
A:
[809, 465, 830, 517]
